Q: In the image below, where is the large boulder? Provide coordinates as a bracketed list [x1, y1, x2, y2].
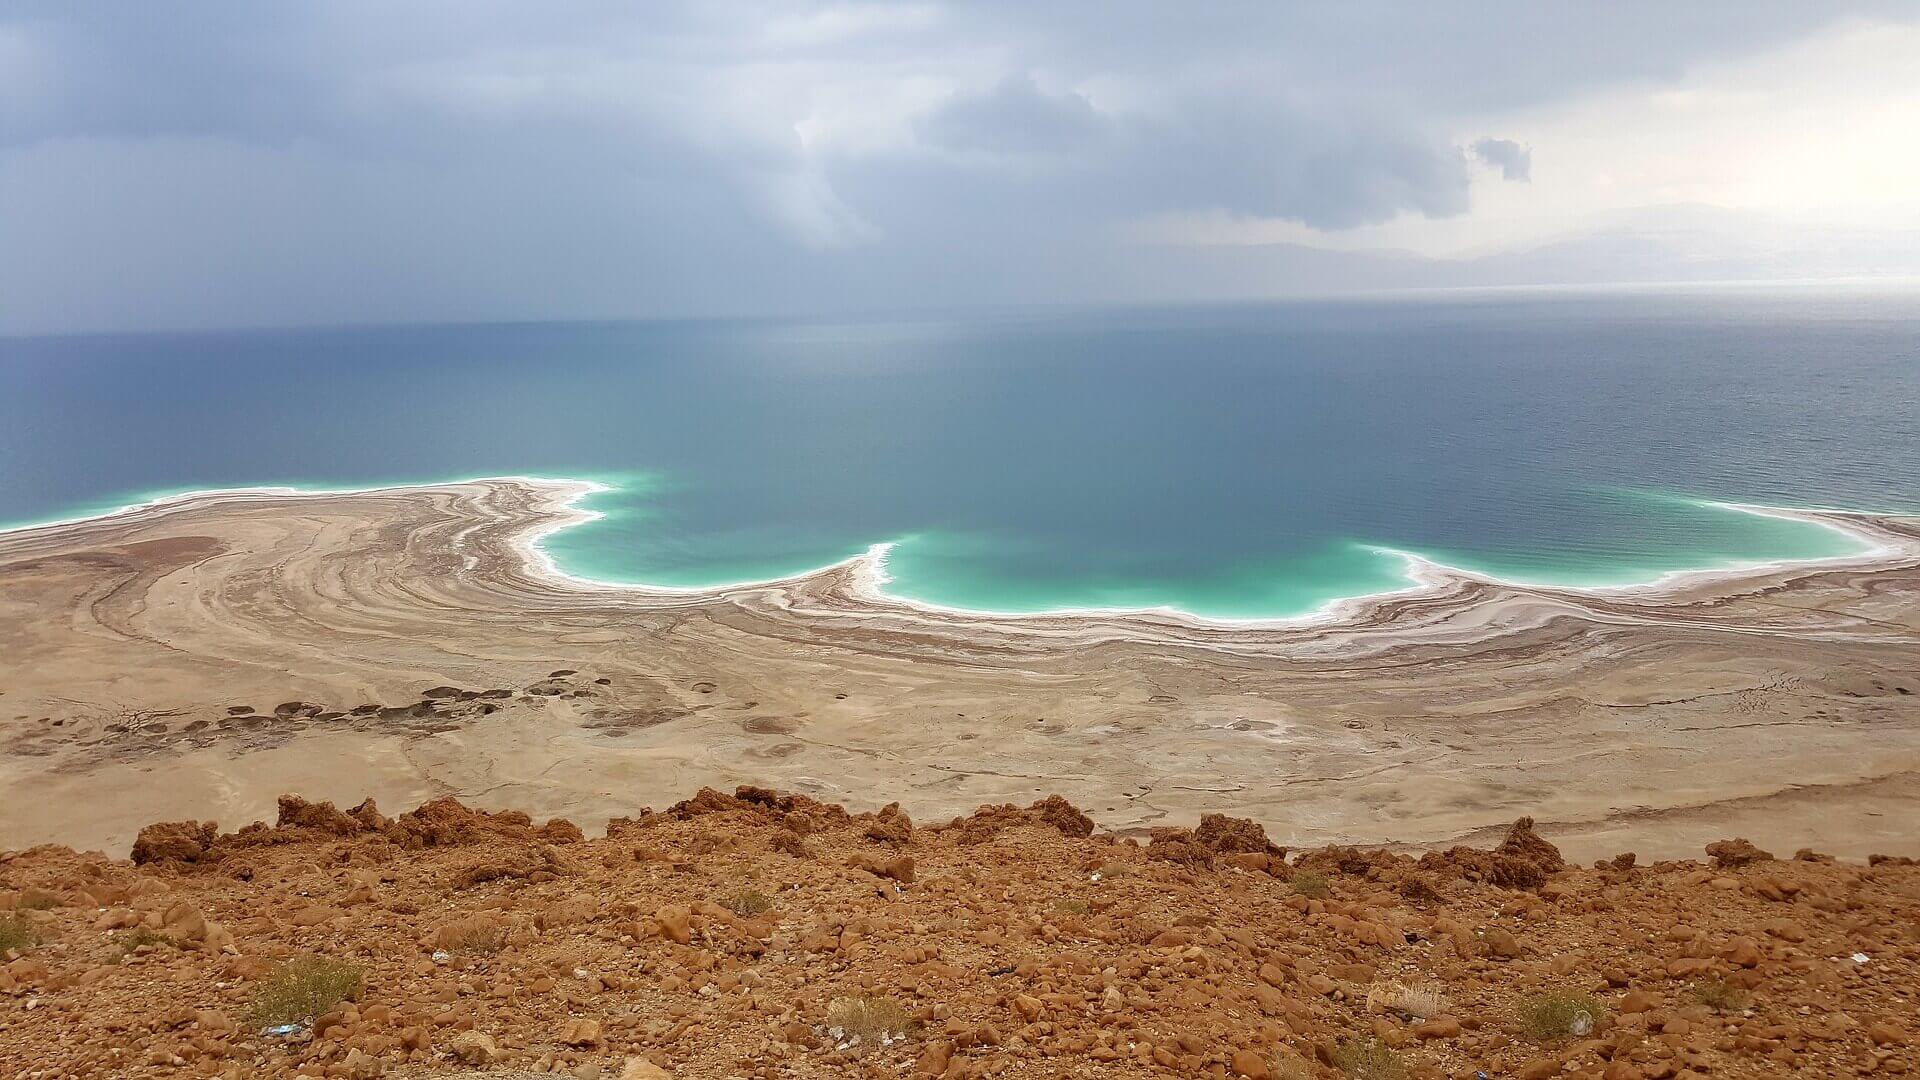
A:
[130, 820, 217, 865]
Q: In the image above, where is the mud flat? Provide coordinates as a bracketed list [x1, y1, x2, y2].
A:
[1, 477, 1917, 860]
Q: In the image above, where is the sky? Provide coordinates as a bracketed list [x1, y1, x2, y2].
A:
[3, 2, 1920, 334]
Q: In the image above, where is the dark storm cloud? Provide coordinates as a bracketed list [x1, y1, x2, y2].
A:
[1470, 138, 1532, 182]
[0, 1, 1905, 332]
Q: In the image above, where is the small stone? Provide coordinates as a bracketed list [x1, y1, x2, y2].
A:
[914, 1041, 954, 1076]
[1483, 928, 1523, 959]
[561, 1017, 603, 1046]
[1518, 1055, 1563, 1080]
[1723, 937, 1763, 968]
[1619, 990, 1658, 1014]
[451, 1031, 501, 1066]
[653, 906, 692, 945]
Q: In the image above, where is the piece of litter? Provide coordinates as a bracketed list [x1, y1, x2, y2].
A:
[1851, 952, 1870, 964]
[261, 1023, 304, 1038]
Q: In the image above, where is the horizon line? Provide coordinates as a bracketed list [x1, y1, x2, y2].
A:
[7, 275, 1920, 343]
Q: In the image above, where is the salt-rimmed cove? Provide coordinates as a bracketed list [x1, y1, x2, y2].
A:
[0, 473, 1910, 630]
[2, 291, 1916, 619]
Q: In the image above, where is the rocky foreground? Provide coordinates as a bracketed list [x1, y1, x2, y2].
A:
[1, 790, 1916, 1080]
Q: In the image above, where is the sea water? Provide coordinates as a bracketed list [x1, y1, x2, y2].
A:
[2, 290, 1916, 619]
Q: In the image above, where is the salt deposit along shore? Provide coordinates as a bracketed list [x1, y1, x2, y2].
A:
[0, 477, 1917, 860]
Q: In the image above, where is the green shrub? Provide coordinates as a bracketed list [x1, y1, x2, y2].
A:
[725, 889, 774, 918]
[1331, 1036, 1408, 1079]
[0, 915, 37, 953]
[248, 956, 365, 1026]
[1289, 872, 1331, 899]
[1517, 989, 1605, 1040]
[114, 928, 178, 955]
[826, 994, 912, 1046]
[1692, 978, 1749, 1012]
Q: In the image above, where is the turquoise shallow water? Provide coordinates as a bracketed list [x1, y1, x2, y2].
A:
[2, 291, 1916, 619]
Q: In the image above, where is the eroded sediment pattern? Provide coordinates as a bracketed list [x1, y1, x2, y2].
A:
[2, 478, 1917, 858]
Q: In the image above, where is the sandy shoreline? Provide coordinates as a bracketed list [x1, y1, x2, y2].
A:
[2, 476, 1918, 861]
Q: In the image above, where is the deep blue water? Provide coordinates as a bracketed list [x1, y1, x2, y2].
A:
[2, 291, 1917, 617]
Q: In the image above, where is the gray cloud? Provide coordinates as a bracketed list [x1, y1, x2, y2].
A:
[0, 1, 1905, 333]
[1470, 137, 1531, 182]
[917, 75, 1107, 157]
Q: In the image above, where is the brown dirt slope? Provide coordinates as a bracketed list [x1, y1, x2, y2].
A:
[2, 788, 1917, 1079]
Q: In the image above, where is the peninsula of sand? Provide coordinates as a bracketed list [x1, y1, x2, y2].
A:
[2, 477, 1917, 861]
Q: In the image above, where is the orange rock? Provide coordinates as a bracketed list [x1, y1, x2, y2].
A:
[1761, 918, 1807, 942]
[130, 820, 217, 865]
[1704, 839, 1773, 868]
[450, 1031, 500, 1066]
[863, 803, 914, 844]
[561, 1017, 602, 1046]
[1482, 927, 1523, 959]
[848, 851, 914, 883]
[1723, 937, 1763, 968]
[1229, 1047, 1269, 1077]
[1518, 1055, 1564, 1079]
[653, 905, 692, 945]
[914, 1041, 954, 1075]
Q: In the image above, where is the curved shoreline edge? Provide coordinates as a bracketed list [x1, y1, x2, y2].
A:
[4, 470, 1918, 864]
[3, 474, 1918, 634]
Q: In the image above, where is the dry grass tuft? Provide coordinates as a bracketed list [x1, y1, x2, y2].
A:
[0, 915, 38, 953]
[1289, 872, 1331, 899]
[114, 928, 178, 956]
[248, 956, 365, 1027]
[1692, 978, 1750, 1013]
[1517, 989, 1605, 1040]
[1267, 1049, 1320, 1080]
[724, 889, 774, 918]
[434, 916, 506, 954]
[1366, 979, 1450, 1019]
[1331, 1036, 1408, 1079]
[826, 994, 913, 1047]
